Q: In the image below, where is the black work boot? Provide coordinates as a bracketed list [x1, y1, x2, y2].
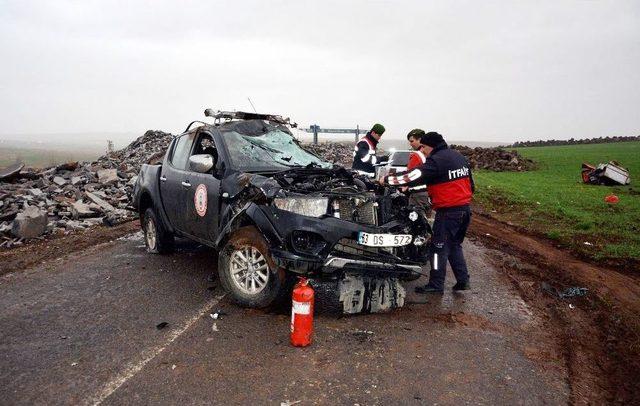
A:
[452, 281, 471, 291]
[415, 284, 444, 294]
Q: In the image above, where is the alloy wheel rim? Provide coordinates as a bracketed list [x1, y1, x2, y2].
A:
[229, 246, 269, 295]
[145, 217, 157, 250]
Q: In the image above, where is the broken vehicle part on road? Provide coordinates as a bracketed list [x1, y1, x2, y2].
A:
[581, 161, 631, 185]
[132, 110, 430, 312]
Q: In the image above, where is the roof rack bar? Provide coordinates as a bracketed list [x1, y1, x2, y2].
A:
[203, 109, 297, 127]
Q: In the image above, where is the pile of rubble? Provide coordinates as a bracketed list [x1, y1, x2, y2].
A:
[0, 130, 172, 248]
[303, 142, 535, 172]
[450, 145, 536, 172]
[303, 142, 356, 167]
[510, 135, 640, 147]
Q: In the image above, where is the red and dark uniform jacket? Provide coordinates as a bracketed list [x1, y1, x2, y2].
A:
[406, 150, 427, 192]
[383, 142, 474, 209]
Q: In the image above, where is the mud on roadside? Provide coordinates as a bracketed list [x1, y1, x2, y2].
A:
[469, 216, 640, 404]
[0, 220, 139, 276]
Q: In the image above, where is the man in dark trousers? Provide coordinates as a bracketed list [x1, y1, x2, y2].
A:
[352, 123, 385, 177]
[379, 132, 474, 293]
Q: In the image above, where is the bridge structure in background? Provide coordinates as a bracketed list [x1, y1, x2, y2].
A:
[300, 125, 368, 144]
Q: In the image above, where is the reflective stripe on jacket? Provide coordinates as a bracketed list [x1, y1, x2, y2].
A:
[384, 143, 474, 209]
[351, 132, 378, 176]
[407, 151, 427, 191]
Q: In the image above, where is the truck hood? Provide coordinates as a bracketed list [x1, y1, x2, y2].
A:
[225, 166, 374, 201]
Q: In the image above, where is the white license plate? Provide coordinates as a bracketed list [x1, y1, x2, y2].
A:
[357, 232, 412, 247]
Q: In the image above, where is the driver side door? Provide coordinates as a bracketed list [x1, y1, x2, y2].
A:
[183, 130, 222, 243]
[160, 132, 196, 234]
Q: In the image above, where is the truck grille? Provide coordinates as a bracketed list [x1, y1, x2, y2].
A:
[337, 198, 377, 225]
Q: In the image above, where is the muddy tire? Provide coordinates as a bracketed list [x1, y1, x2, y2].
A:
[142, 207, 173, 254]
[218, 226, 285, 308]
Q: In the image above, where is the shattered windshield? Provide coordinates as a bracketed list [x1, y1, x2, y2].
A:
[221, 129, 331, 171]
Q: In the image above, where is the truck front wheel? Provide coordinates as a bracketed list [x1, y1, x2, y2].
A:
[218, 226, 285, 308]
[142, 207, 174, 254]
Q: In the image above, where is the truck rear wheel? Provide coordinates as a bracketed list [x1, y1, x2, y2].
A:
[142, 207, 173, 254]
[218, 226, 285, 308]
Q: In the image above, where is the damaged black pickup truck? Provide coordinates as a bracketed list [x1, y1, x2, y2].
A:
[132, 110, 430, 313]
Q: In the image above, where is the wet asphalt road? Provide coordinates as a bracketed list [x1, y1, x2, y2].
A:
[0, 232, 570, 405]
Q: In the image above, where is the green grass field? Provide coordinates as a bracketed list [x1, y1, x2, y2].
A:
[0, 147, 100, 169]
[475, 141, 640, 266]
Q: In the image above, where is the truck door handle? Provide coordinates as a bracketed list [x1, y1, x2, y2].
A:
[181, 181, 191, 187]
[160, 176, 167, 182]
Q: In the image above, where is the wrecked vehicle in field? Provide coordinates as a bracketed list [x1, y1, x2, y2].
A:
[132, 110, 429, 313]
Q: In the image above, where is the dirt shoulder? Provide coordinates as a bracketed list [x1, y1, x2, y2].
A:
[0, 220, 139, 276]
[468, 211, 640, 403]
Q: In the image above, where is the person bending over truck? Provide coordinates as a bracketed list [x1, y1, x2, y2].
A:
[352, 123, 385, 177]
[379, 131, 474, 293]
[405, 129, 431, 218]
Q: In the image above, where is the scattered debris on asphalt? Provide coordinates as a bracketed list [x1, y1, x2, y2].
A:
[351, 329, 375, 343]
[280, 401, 301, 406]
[156, 322, 169, 330]
[541, 282, 589, 300]
[0, 130, 172, 247]
[582, 161, 631, 185]
[560, 287, 589, 299]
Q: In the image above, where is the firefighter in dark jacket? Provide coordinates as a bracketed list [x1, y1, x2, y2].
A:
[352, 123, 385, 177]
[380, 132, 474, 293]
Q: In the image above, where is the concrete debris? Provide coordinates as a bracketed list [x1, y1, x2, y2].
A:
[53, 176, 68, 186]
[303, 142, 357, 167]
[71, 201, 97, 219]
[0, 163, 25, 182]
[85, 191, 116, 212]
[97, 169, 119, 184]
[11, 206, 48, 239]
[0, 130, 173, 247]
[71, 176, 84, 185]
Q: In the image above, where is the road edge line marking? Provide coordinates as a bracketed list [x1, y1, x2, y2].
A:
[86, 295, 224, 406]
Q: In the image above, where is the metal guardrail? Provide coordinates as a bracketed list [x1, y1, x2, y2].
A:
[300, 125, 367, 144]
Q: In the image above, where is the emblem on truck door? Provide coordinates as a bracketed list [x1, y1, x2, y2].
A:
[194, 184, 208, 217]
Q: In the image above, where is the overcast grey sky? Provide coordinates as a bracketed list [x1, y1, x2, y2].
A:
[0, 0, 638, 144]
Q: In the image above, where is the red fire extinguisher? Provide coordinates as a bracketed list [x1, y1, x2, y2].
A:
[290, 278, 314, 347]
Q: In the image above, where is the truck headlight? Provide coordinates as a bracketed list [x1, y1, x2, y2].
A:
[273, 197, 329, 218]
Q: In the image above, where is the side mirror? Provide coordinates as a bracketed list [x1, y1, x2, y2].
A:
[189, 154, 215, 173]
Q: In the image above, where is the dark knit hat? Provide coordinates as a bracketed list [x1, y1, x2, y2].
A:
[371, 123, 385, 135]
[407, 128, 425, 140]
[420, 131, 445, 147]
